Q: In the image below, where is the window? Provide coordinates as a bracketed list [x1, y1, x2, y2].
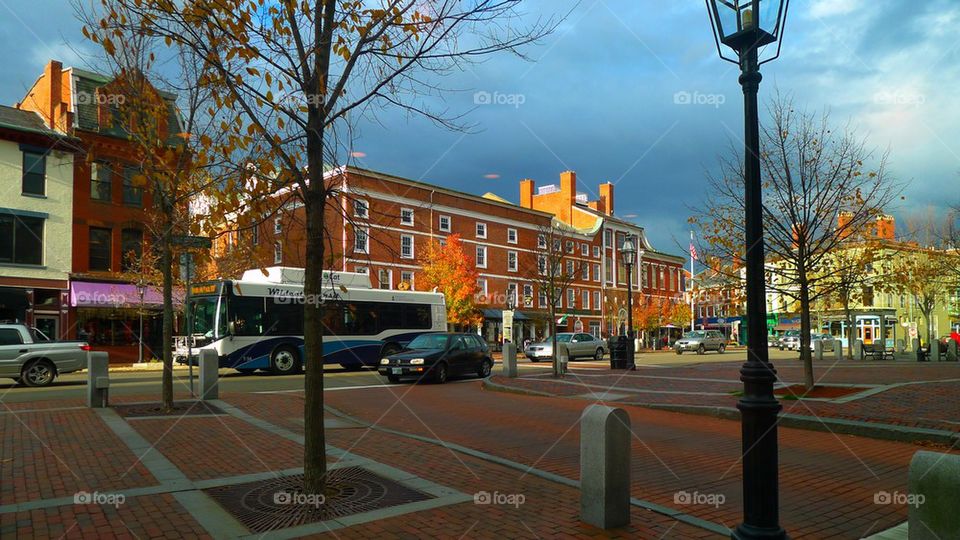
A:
[438, 237, 447, 247]
[508, 228, 518, 244]
[567, 288, 575, 308]
[566, 260, 574, 277]
[593, 263, 600, 282]
[274, 241, 283, 264]
[477, 278, 488, 298]
[582, 290, 590, 309]
[476, 245, 487, 268]
[89, 227, 111, 271]
[0, 213, 44, 265]
[616, 232, 625, 248]
[21, 150, 46, 196]
[507, 251, 518, 272]
[538, 255, 546, 275]
[400, 208, 414, 226]
[581, 243, 589, 256]
[355, 266, 368, 275]
[566, 241, 574, 254]
[439, 215, 451, 232]
[507, 283, 518, 306]
[120, 229, 143, 272]
[538, 233, 546, 249]
[581, 263, 589, 281]
[476, 222, 487, 238]
[523, 284, 533, 307]
[593, 245, 600, 258]
[538, 289, 547, 308]
[354, 199, 368, 218]
[605, 257, 613, 283]
[642, 263, 649, 289]
[604, 229, 612, 247]
[593, 291, 601, 312]
[378, 268, 391, 289]
[401, 270, 415, 290]
[274, 217, 282, 234]
[589, 321, 601, 337]
[354, 227, 369, 253]
[122, 166, 143, 206]
[0, 328, 23, 345]
[91, 161, 112, 201]
[400, 234, 414, 259]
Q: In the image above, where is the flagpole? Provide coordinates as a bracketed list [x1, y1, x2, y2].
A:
[690, 231, 695, 332]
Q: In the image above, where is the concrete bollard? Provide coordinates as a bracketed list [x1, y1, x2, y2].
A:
[834, 341, 843, 360]
[897, 339, 905, 354]
[501, 342, 518, 378]
[908, 451, 960, 539]
[930, 340, 942, 362]
[580, 404, 631, 529]
[912, 338, 921, 353]
[86, 352, 110, 408]
[814, 340, 824, 361]
[853, 339, 864, 360]
[947, 340, 958, 362]
[199, 349, 220, 400]
[557, 343, 570, 375]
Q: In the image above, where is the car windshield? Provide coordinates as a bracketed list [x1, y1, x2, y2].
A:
[683, 331, 705, 339]
[555, 334, 573, 342]
[407, 334, 449, 350]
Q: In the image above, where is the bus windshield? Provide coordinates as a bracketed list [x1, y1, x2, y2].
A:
[188, 296, 220, 338]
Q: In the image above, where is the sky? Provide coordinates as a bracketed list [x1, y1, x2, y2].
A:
[2, 0, 959, 256]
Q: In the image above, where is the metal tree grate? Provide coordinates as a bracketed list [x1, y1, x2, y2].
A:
[204, 467, 433, 533]
[113, 401, 225, 418]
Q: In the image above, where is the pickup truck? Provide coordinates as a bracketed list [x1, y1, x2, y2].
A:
[0, 324, 89, 387]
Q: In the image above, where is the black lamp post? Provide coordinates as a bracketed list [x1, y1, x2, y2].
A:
[621, 235, 637, 369]
[706, 1, 789, 539]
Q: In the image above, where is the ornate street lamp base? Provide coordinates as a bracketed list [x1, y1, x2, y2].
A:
[732, 523, 789, 540]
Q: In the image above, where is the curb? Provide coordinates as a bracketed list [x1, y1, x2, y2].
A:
[482, 379, 960, 447]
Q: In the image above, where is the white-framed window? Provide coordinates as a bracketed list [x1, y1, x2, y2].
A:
[593, 291, 601, 312]
[538, 233, 546, 249]
[604, 229, 612, 247]
[476, 222, 487, 239]
[593, 245, 600, 258]
[476, 245, 487, 268]
[438, 237, 447, 247]
[523, 284, 533, 308]
[507, 250, 518, 272]
[566, 241, 574, 254]
[538, 289, 547, 308]
[507, 283, 518, 306]
[605, 257, 613, 283]
[355, 266, 368, 275]
[477, 278, 488, 299]
[589, 321, 601, 337]
[593, 263, 600, 282]
[378, 268, 391, 290]
[538, 255, 546, 275]
[273, 241, 282, 264]
[354, 199, 368, 218]
[567, 288, 576, 308]
[582, 290, 590, 309]
[274, 217, 282, 234]
[566, 260, 574, 277]
[507, 228, 518, 244]
[400, 208, 414, 226]
[400, 234, 414, 259]
[439, 215, 451, 232]
[581, 263, 589, 281]
[581, 243, 589, 256]
[401, 270, 415, 290]
[553, 239, 561, 251]
[642, 263, 649, 289]
[354, 227, 369, 253]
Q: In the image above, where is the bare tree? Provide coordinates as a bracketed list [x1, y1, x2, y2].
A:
[690, 94, 900, 389]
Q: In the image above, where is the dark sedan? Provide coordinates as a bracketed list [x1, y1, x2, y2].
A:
[378, 332, 493, 384]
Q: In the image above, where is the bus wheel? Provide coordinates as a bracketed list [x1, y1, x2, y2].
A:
[270, 346, 301, 375]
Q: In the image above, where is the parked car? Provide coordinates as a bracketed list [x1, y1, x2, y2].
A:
[378, 332, 492, 384]
[0, 324, 90, 387]
[777, 330, 800, 350]
[524, 332, 606, 362]
[781, 332, 835, 352]
[811, 333, 837, 352]
[767, 335, 780, 348]
[674, 330, 726, 355]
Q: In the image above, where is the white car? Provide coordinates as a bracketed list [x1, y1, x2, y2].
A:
[524, 333, 606, 362]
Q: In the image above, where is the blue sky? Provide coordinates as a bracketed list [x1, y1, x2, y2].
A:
[2, 0, 959, 256]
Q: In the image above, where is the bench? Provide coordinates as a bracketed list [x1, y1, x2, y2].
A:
[861, 344, 894, 361]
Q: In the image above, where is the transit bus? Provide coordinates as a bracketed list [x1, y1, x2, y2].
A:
[176, 267, 446, 373]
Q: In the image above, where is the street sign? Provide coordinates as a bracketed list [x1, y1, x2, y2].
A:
[170, 235, 212, 249]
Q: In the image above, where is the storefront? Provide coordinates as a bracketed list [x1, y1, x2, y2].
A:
[70, 280, 183, 363]
[0, 280, 70, 338]
[480, 309, 548, 350]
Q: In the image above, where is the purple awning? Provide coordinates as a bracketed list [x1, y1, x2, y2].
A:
[70, 281, 184, 308]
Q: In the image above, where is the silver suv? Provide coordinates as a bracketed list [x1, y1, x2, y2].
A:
[674, 330, 726, 355]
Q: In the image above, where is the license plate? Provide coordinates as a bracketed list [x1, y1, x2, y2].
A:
[391, 368, 402, 375]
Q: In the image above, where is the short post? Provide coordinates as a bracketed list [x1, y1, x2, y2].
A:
[580, 404, 631, 529]
[558, 343, 570, 375]
[501, 342, 518, 378]
[853, 339, 863, 360]
[896, 339, 905, 354]
[908, 450, 960, 539]
[199, 349, 219, 400]
[947, 340, 958, 362]
[813, 340, 824, 361]
[86, 352, 110, 408]
[834, 341, 843, 360]
[912, 337, 921, 353]
[930, 339, 942, 362]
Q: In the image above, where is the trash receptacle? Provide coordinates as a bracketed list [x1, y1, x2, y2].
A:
[917, 346, 928, 362]
[608, 336, 629, 369]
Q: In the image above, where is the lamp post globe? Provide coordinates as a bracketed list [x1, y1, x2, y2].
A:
[706, 1, 789, 539]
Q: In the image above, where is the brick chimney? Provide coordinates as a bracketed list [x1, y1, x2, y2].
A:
[837, 211, 853, 240]
[519, 178, 535, 209]
[45, 60, 63, 130]
[599, 183, 614, 216]
[559, 170, 576, 206]
[875, 215, 895, 240]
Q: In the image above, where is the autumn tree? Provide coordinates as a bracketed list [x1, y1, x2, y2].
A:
[816, 241, 882, 358]
[420, 235, 481, 330]
[669, 301, 692, 332]
[90, 0, 554, 494]
[527, 224, 586, 377]
[691, 94, 899, 389]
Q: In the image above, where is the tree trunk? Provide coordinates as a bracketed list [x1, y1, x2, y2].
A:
[843, 298, 854, 361]
[302, 185, 327, 495]
[161, 216, 174, 410]
[550, 304, 559, 378]
[799, 279, 815, 390]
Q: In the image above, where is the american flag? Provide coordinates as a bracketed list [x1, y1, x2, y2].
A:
[689, 240, 699, 261]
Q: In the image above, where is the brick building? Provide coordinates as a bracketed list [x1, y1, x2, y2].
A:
[216, 166, 687, 346]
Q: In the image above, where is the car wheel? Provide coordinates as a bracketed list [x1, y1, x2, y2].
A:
[594, 348, 604, 361]
[21, 359, 56, 387]
[386, 374, 401, 383]
[270, 346, 301, 375]
[676, 349, 682, 355]
[697, 344, 705, 355]
[433, 362, 448, 384]
[477, 359, 492, 378]
[718, 344, 726, 354]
